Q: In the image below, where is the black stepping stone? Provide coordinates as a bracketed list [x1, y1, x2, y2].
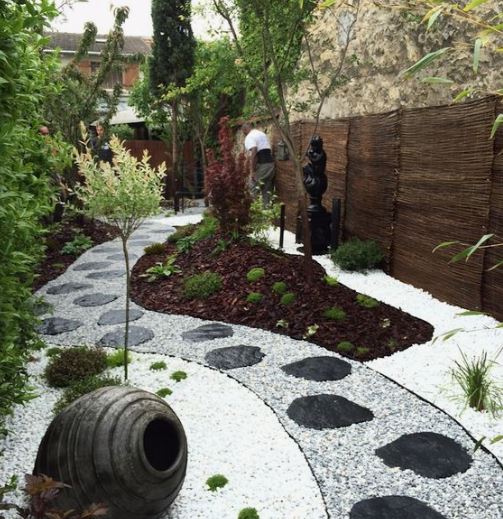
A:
[86, 270, 125, 280]
[98, 326, 154, 347]
[36, 317, 82, 335]
[98, 309, 144, 325]
[90, 246, 121, 254]
[106, 253, 138, 261]
[46, 283, 92, 295]
[205, 345, 265, 369]
[281, 356, 351, 381]
[182, 323, 234, 343]
[350, 496, 447, 519]
[129, 240, 154, 246]
[73, 261, 112, 271]
[73, 293, 118, 307]
[375, 431, 472, 478]
[287, 394, 373, 430]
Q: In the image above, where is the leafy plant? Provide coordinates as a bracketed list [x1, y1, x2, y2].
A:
[246, 267, 265, 282]
[247, 196, 281, 244]
[323, 307, 346, 321]
[106, 349, 132, 368]
[45, 347, 107, 388]
[54, 375, 122, 415]
[183, 271, 222, 299]
[331, 238, 384, 271]
[356, 294, 379, 309]
[211, 238, 232, 257]
[450, 349, 503, 417]
[280, 292, 296, 306]
[337, 341, 354, 353]
[144, 242, 166, 255]
[246, 292, 263, 304]
[141, 255, 182, 282]
[206, 474, 229, 492]
[156, 387, 173, 398]
[324, 275, 339, 286]
[303, 324, 319, 339]
[150, 361, 167, 371]
[171, 371, 187, 382]
[272, 281, 287, 295]
[61, 234, 93, 255]
[238, 508, 260, 519]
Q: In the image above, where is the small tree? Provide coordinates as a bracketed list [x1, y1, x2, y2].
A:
[75, 133, 165, 379]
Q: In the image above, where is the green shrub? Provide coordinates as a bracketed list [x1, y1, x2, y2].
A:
[150, 361, 167, 371]
[238, 508, 260, 519]
[46, 347, 62, 358]
[156, 387, 173, 398]
[356, 294, 379, 309]
[356, 346, 370, 358]
[110, 123, 134, 141]
[246, 267, 265, 282]
[167, 224, 196, 243]
[337, 341, 354, 353]
[61, 234, 93, 255]
[171, 371, 187, 382]
[280, 292, 296, 305]
[106, 349, 132, 368]
[324, 275, 339, 286]
[206, 474, 229, 491]
[144, 242, 166, 255]
[45, 347, 107, 388]
[331, 238, 384, 271]
[272, 281, 287, 294]
[323, 307, 346, 321]
[54, 375, 122, 414]
[246, 292, 263, 303]
[183, 272, 222, 299]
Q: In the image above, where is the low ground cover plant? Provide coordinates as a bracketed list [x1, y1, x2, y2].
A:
[238, 508, 260, 519]
[356, 294, 379, 309]
[171, 371, 187, 382]
[61, 234, 93, 255]
[246, 267, 265, 282]
[156, 387, 172, 397]
[45, 347, 107, 388]
[324, 275, 338, 286]
[206, 474, 229, 492]
[246, 292, 263, 304]
[337, 341, 354, 353]
[183, 272, 222, 299]
[150, 361, 167, 371]
[176, 215, 218, 253]
[280, 292, 296, 305]
[144, 242, 166, 255]
[356, 346, 370, 358]
[331, 238, 384, 271]
[272, 281, 287, 294]
[141, 255, 181, 282]
[167, 224, 197, 243]
[323, 307, 346, 321]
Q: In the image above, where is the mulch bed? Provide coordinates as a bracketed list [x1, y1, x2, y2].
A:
[131, 233, 433, 361]
[33, 217, 120, 291]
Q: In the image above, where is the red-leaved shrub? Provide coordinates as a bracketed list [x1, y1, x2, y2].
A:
[205, 116, 251, 235]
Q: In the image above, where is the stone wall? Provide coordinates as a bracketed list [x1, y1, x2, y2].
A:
[289, 0, 503, 120]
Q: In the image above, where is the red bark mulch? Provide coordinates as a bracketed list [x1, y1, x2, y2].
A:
[131, 234, 433, 362]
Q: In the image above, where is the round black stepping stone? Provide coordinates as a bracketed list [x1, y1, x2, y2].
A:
[36, 317, 82, 335]
[205, 345, 265, 369]
[73, 261, 112, 271]
[98, 309, 144, 325]
[375, 431, 472, 478]
[46, 283, 92, 295]
[98, 326, 154, 347]
[90, 246, 121, 254]
[287, 394, 373, 430]
[106, 253, 138, 261]
[281, 356, 351, 381]
[86, 270, 125, 280]
[129, 240, 154, 246]
[73, 293, 118, 307]
[350, 496, 447, 519]
[182, 323, 234, 343]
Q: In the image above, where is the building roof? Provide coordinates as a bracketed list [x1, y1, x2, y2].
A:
[44, 32, 151, 56]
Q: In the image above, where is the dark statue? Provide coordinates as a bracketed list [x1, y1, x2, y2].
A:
[300, 135, 331, 254]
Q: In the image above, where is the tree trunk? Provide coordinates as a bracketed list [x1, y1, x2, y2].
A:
[171, 100, 179, 200]
[121, 236, 130, 381]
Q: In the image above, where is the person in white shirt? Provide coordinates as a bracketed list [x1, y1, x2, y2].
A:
[242, 122, 275, 206]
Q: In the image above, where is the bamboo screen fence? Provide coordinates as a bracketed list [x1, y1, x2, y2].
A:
[274, 96, 503, 320]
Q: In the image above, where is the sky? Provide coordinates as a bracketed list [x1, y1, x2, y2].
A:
[51, 0, 221, 38]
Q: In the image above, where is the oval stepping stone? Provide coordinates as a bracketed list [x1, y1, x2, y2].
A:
[46, 283, 92, 295]
[182, 323, 234, 343]
[205, 345, 265, 370]
[130, 234, 151, 239]
[152, 228, 175, 234]
[281, 356, 351, 381]
[73, 261, 112, 271]
[86, 270, 125, 280]
[73, 293, 118, 307]
[129, 240, 154, 246]
[90, 246, 121, 254]
[350, 496, 447, 519]
[36, 317, 82, 335]
[98, 326, 154, 347]
[375, 432, 472, 478]
[98, 309, 144, 325]
[106, 253, 138, 261]
[287, 394, 373, 430]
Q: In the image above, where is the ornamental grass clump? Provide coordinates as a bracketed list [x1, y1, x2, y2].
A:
[183, 272, 222, 299]
[144, 242, 166, 255]
[331, 238, 384, 271]
[76, 133, 165, 380]
[205, 116, 251, 235]
[246, 267, 265, 282]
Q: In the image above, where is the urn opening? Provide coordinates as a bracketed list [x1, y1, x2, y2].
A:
[143, 418, 180, 471]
